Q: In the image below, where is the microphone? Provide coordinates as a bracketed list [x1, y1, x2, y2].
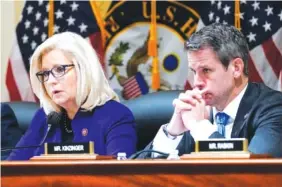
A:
[1, 111, 61, 152]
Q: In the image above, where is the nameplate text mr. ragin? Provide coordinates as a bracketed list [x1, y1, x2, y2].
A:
[195, 138, 248, 152]
[44, 142, 94, 155]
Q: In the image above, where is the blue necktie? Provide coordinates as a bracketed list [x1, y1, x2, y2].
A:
[215, 112, 230, 137]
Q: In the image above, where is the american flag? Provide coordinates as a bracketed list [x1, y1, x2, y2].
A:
[122, 72, 149, 100]
[196, 0, 282, 91]
[5, 0, 103, 102]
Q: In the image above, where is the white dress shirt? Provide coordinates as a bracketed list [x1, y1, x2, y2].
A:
[152, 84, 248, 154]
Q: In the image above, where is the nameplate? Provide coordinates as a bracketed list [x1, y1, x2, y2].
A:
[44, 141, 94, 155]
[195, 138, 248, 152]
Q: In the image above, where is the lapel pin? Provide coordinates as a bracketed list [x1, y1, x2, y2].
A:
[82, 128, 88, 136]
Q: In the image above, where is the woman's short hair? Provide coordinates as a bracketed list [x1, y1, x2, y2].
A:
[30, 31, 119, 114]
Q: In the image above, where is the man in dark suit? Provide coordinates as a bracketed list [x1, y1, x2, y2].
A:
[140, 23, 282, 158]
[1, 103, 22, 160]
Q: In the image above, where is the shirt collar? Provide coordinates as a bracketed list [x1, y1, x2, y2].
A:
[213, 84, 248, 121]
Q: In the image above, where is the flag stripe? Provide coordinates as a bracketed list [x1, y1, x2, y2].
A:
[124, 83, 138, 91]
[186, 68, 194, 90]
[272, 28, 282, 54]
[184, 80, 192, 90]
[88, 32, 105, 71]
[249, 45, 278, 89]
[10, 37, 36, 101]
[124, 84, 140, 95]
[247, 54, 263, 83]
[125, 89, 140, 97]
[123, 78, 137, 89]
[196, 19, 205, 31]
[6, 59, 21, 101]
[125, 88, 140, 97]
[127, 92, 141, 99]
[124, 84, 141, 98]
[279, 70, 282, 91]
[124, 83, 139, 92]
[261, 37, 282, 78]
[123, 76, 135, 84]
[127, 90, 141, 98]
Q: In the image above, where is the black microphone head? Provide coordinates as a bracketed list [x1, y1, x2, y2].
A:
[47, 111, 61, 127]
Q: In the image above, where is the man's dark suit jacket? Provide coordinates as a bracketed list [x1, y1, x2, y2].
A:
[1, 103, 23, 160]
[139, 82, 282, 158]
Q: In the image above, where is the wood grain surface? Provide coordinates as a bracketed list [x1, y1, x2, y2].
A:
[2, 159, 282, 187]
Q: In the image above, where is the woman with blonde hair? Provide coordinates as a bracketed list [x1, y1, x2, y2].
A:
[8, 32, 137, 160]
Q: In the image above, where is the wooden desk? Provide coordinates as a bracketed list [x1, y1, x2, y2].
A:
[2, 159, 282, 187]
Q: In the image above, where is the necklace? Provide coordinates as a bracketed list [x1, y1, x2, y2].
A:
[64, 112, 73, 133]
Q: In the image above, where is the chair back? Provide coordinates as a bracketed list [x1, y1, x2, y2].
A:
[3, 90, 182, 151]
[3, 102, 40, 132]
[123, 90, 182, 150]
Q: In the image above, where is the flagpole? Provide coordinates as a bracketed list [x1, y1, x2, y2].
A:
[48, 0, 54, 37]
[235, 0, 241, 30]
[149, 0, 160, 90]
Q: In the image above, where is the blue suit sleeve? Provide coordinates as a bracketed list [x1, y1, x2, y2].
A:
[248, 101, 282, 157]
[105, 106, 137, 157]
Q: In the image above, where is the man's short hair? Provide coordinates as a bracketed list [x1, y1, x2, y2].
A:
[185, 23, 249, 76]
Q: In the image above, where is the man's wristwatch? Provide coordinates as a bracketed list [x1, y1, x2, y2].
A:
[162, 124, 182, 140]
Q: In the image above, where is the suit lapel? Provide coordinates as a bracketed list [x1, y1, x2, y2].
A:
[231, 83, 259, 138]
[209, 107, 214, 124]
